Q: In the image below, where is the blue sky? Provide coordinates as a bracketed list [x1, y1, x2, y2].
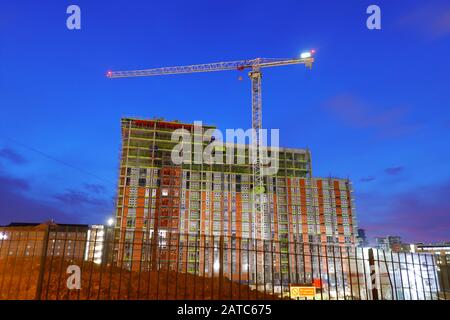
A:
[0, 0, 449, 243]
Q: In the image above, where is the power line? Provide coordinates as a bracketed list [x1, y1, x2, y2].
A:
[0, 135, 114, 185]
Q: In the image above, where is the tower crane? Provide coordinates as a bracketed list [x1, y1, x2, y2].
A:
[107, 52, 315, 241]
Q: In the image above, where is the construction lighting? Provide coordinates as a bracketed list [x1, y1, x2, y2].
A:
[214, 261, 220, 272]
[0, 232, 7, 240]
[107, 218, 114, 226]
[301, 52, 312, 59]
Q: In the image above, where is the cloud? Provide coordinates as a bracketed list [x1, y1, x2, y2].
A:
[384, 166, 404, 176]
[0, 147, 28, 165]
[398, 3, 450, 39]
[0, 174, 72, 225]
[0, 167, 112, 225]
[0, 175, 30, 191]
[360, 176, 376, 183]
[357, 179, 450, 243]
[323, 94, 419, 138]
[83, 183, 106, 194]
[53, 189, 108, 207]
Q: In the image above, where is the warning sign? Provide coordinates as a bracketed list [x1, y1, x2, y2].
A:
[290, 285, 316, 299]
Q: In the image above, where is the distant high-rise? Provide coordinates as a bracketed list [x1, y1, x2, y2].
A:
[375, 235, 402, 252]
[356, 228, 369, 247]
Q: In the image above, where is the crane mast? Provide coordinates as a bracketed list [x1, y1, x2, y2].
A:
[107, 53, 314, 241]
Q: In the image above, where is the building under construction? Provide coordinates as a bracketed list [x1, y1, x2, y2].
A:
[113, 117, 357, 286]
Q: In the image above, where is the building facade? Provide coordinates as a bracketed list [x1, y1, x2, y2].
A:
[375, 236, 402, 252]
[114, 118, 358, 283]
[0, 222, 109, 264]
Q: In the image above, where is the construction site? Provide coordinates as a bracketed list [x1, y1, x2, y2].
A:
[0, 53, 449, 301]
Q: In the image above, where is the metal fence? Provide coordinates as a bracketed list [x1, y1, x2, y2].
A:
[0, 227, 449, 300]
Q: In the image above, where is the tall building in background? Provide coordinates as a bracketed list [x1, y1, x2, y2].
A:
[356, 228, 369, 247]
[114, 118, 358, 277]
[375, 235, 402, 252]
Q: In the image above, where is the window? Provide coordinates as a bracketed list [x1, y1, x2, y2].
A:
[162, 189, 169, 197]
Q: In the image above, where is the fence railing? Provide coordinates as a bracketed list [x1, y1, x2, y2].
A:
[0, 227, 449, 300]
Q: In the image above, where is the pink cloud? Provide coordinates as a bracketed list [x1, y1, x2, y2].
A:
[398, 3, 450, 39]
[357, 179, 450, 243]
[323, 94, 419, 138]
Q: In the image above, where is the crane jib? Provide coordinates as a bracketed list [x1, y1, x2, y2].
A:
[107, 57, 313, 78]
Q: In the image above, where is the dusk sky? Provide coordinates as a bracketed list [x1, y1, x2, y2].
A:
[0, 0, 449, 244]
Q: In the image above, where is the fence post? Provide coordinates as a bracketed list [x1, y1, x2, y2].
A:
[35, 224, 50, 300]
[219, 235, 224, 300]
[368, 248, 379, 300]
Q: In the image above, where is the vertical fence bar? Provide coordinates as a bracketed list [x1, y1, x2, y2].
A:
[345, 246, 353, 300]
[210, 235, 213, 300]
[231, 236, 235, 300]
[87, 228, 99, 299]
[380, 249, 394, 300]
[238, 237, 242, 300]
[294, 239, 299, 286]
[0, 229, 6, 299]
[286, 239, 292, 300]
[174, 232, 181, 300]
[278, 238, 283, 299]
[397, 252, 405, 300]
[127, 229, 136, 299]
[0, 231, 13, 299]
[192, 231, 198, 300]
[6, 228, 22, 300]
[324, 243, 332, 299]
[271, 239, 275, 299]
[308, 243, 313, 301]
[107, 228, 117, 300]
[117, 233, 125, 299]
[389, 250, 398, 300]
[219, 235, 224, 300]
[423, 254, 433, 300]
[156, 231, 162, 299]
[247, 239, 250, 299]
[254, 238, 258, 300]
[136, 229, 145, 300]
[339, 246, 346, 300]
[96, 228, 107, 300]
[34, 225, 48, 300]
[361, 248, 369, 300]
[301, 242, 306, 287]
[316, 244, 323, 300]
[433, 254, 443, 300]
[46, 228, 59, 300]
[375, 250, 384, 299]
[368, 248, 378, 300]
[24, 231, 39, 300]
[55, 226, 69, 300]
[332, 245, 339, 300]
[263, 239, 267, 299]
[166, 231, 173, 300]
[355, 247, 362, 300]
[403, 252, 412, 300]
[417, 254, 426, 300]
